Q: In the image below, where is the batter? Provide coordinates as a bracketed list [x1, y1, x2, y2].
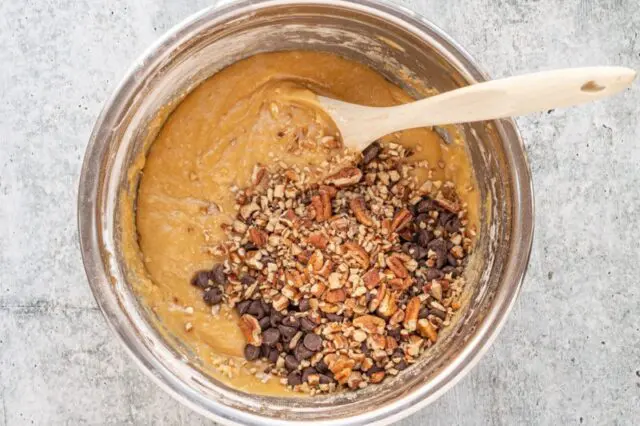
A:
[131, 51, 479, 395]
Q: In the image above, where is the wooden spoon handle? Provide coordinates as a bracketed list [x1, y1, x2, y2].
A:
[348, 67, 636, 143]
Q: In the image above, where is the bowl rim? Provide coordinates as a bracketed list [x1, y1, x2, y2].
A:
[77, 0, 535, 424]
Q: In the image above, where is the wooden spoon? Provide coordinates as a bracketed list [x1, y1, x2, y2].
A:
[315, 67, 637, 151]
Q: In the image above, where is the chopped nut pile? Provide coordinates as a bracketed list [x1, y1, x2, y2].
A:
[191, 141, 474, 394]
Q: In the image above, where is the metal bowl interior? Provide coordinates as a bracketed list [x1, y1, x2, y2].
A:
[78, 0, 534, 424]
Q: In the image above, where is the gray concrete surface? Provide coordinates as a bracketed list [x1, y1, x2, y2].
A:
[1, 0, 638, 424]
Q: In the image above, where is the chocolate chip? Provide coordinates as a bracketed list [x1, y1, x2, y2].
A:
[318, 374, 333, 384]
[301, 367, 317, 383]
[300, 317, 317, 332]
[282, 315, 300, 329]
[416, 198, 436, 213]
[447, 254, 458, 267]
[418, 307, 430, 319]
[243, 242, 258, 251]
[260, 300, 272, 315]
[244, 344, 260, 361]
[315, 360, 329, 374]
[445, 216, 461, 233]
[431, 306, 447, 320]
[417, 229, 433, 247]
[240, 275, 256, 286]
[284, 354, 299, 371]
[397, 227, 415, 242]
[248, 300, 265, 319]
[360, 342, 371, 356]
[259, 316, 271, 330]
[365, 366, 383, 376]
[262, 328, 281, 346]
[425, 268, 444, 281]
[260, 344, 270, 358]
[303, 333, 323, 352]
[387, 327, 401, 340]
[287, 371, 302, 386]
[268, 348, 279, 363]
[211, 264, 227, 285]
[324, 313, 344, 322]
[298, 298, 310, 312]
[294, 342, 315, 361]
[396, 360, 408, 370]
[191, 270, 211, 289]
[442, 265, 459, 278]
[391, 348, 404, 361]
[278, 325, 297, 342]
[203, 287, 223, 305]
[236, 300, 251, 315]
[361, 141, 382, 165]
[270, 311, 283, 327]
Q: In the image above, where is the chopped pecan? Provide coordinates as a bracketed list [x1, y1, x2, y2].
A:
[405, 335, 424, 357]
[248, 227, 267, 247]
[403, 297, 420, 331]
[435, 195, 461, 213]
[251, 164, 268, 187]
[353, 314, 386, 334]
[324, 288, 346, 303]
[386, 253, 409, 278]
[317, 260, 333, 278]
[347, 371, 364, 389]
[285, 270, 304, 288]
[377, 292, 398, 318]
[319, 184, 338, 198]
[417, 319, 438, 342]
[367, 334, 387, 350]
[370, 371, 386, 384]
[390, 208, 413, 232]
[368, 284, 386, 312]
[325, 166, 362, 188]
[239, 314, 262, 346]
[349, 197, 374, 227]
[310, 282, 326, 298]
[363, 268, 381, 289]
[342, 242, 370, 269]
[308, 232, 329, 249]
[308, 250, 324, 272]
[272, 294, 289, 312]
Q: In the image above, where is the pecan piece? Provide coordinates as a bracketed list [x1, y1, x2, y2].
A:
[363, 268, 381, 289]
[368, 283, 386, 312]
[386, 253, 409, 278]
[403, 297, 421, 331]
[308, 250, 324, 272]
[353, 314, 386, 334]
[248, 227, 268, 248]
[342, 242, 370, 269]
[325, 166, 362, 188]
[308, 232, 329, 249]
[417, 319, 438, 342]
[370, 371, 386, 384]
[349, 197, 374, 227]
[324, 288, 346, 303]
[390, 208, 413, 232]
[377, 292, 398, 318]
[239, 314, 262, 346]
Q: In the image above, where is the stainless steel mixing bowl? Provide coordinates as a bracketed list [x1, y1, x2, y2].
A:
[78, 0, 534, 424]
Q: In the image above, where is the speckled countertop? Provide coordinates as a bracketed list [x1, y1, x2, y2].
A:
[0, 0, 638, 424]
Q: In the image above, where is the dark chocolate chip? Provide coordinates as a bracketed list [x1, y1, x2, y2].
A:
[303, 333, 323, 352]
[243, 242, 258, 251]
[294, 342, 315, 361]
[396, 360, 408, 370]
[417, 229, 433, 247]
[445, 216, 461, 234]
[418, 307, 430, 319]
[315, 360, 329, 374]
[244, 344, 260, 361]
[415, 213, 430, 227]
[282, 315, 300, 329]
[391, 348, 404, 361]
[287, 371, 302, 386]
[318, 374, 333, 384]
[397, 227, 415, 242]
[191, 270, 212, 289]
[425, 268, 444, 281]
[361, 141, 382, 165]
[300, 317, 317, 332]
[325, 313, 344, 322]
[301, 367, 317, 383]
[365, 366, 384, 376]
[278, 325, 297, 342]
[258, 316, 271, 330]
[416, 198, 436, 213]
[438, 211, 454, 227]
[211, 264, 227, 285]
[298, 298, 310, 312]
[431, 308, 447, 320]
[262, 328, 281, 346]
[203, 287, 223, 305]
[248, 300, 265, 319]
[270, 311, 283, 327]
[447, 254, 458, 267]
[260, 344, 270, 358]
[236, 300, 251, 315]
[240, 275, 256, 286]
[284, 354, 300, 371]
[387, 327, 401, 340]
[260, 300, 272, 315]
[360, 342, 371, 356]
[268, 348, 279, 363]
